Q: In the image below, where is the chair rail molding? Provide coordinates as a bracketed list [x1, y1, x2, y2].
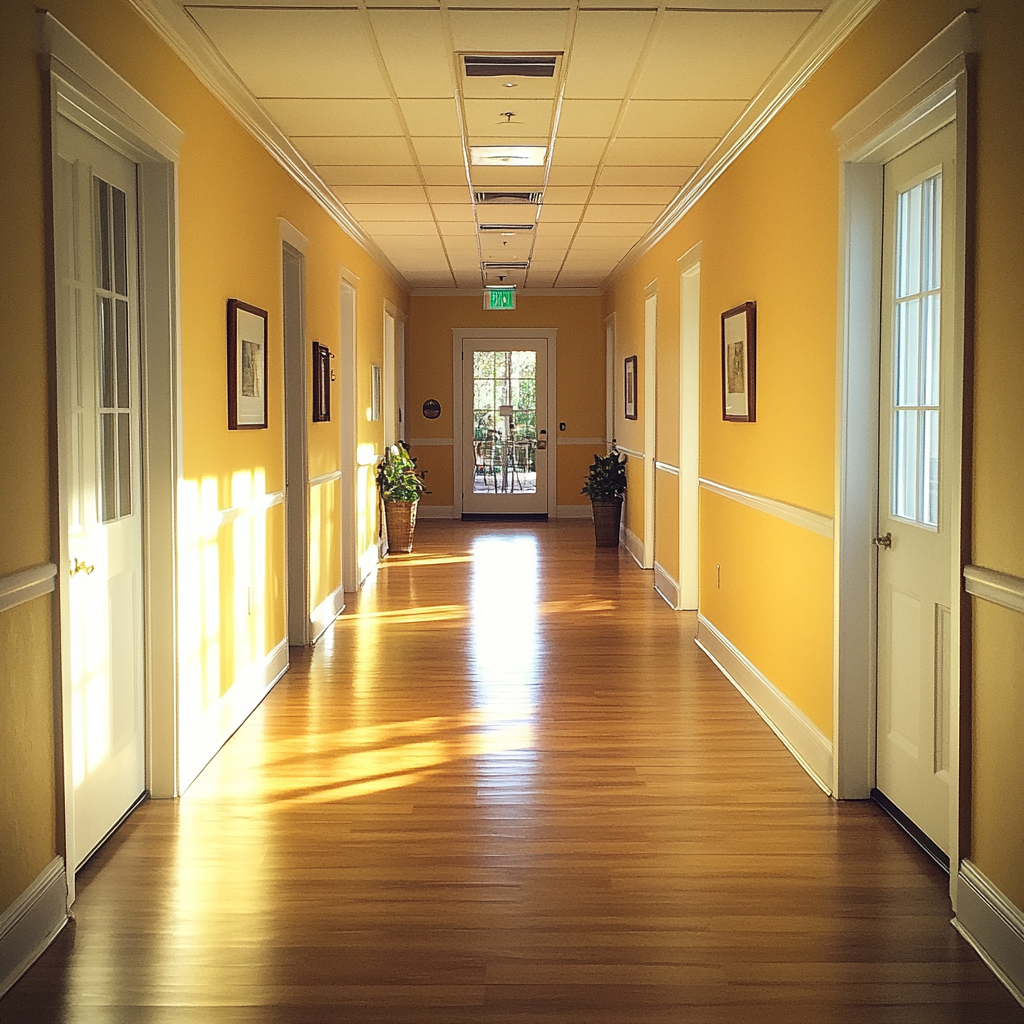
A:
[0, 563, 57, 615]
[699, 478, 833, 539]
[963, 565, 1024, 615]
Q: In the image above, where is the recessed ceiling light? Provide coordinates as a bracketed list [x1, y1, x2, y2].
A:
[503, 82, 517, 88]
[470, 146, 546, 166]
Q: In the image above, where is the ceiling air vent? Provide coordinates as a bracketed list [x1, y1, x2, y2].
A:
[479, 223, 535, 232]
[474, 191, 543, 205]
[482, 261, 530, 271]
[464, 54, 558, 78]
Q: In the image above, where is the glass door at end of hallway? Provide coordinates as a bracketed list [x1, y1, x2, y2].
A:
[462, 341, 547, 515]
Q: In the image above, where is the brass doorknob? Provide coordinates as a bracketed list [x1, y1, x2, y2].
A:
[874, 532, 892, 549]
[70, 557, 95, 576]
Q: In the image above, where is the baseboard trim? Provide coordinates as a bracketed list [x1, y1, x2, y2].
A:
[556, 504, 592, 519]
[654, 562, 680, 608]
[0, 857, 68, 999]
[696, 614, 834, 794]
[417, 505, 456, 519]
[954, 860, 1024, 1006]
[623, 526, 645, 568]
[179, 637, 289, 792]
[310, 585, 345, 643]
[358, 543, 379, 582]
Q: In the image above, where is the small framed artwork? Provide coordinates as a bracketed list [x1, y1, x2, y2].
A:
[721, 302, 757, 422]
[624, 355, 638, 420]
[371, 364, 382, 422]
[312, 342, 331, 422]
[227, 299, 268, 430]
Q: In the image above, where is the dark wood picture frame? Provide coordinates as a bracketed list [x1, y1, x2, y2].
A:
[227, 298, 268, 430]
[312, 342, 331, 422]
[721, 301, 756, 422]
[624, 355, 638, 420]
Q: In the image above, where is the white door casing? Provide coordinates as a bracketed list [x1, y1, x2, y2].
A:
[643, 288, 657, 569]
[678, 245, 702, 611]
[875, 124, 956, 854]
[55, 118, 147, 868]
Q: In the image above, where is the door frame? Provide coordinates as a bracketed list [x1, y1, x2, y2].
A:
[43, 14, 183, 902]
[677, 242, 702, 610]
[452, 328, 557, 518]
[339, 273, 359, 592]
[642, 283, 657, 569]
[833, 14, 975, 906]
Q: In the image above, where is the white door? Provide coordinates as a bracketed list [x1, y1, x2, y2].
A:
[462, 340, 548, 514]
[876, 123, 956, 853]
[55, 119, 146, 867]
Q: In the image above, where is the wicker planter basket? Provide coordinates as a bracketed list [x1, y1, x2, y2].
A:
[384, 500, 418, 554]
[591, 498, 623, 548]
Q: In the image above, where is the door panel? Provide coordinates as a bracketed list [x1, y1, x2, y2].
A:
[57, 118, 146, 867]
[875, 123, 955, 853]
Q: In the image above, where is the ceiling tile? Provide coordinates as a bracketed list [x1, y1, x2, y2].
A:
[605, 136, 722, 166]
[590, 185, 679, 205]
[598, 164, 697, 186]
[464, 100, 555, 139]
[367, 10, 452, 97]
[316, 166, 422, 186]
[537, 205, 584, 223]
[187, 9, 389, 98]
[439, 222, 478, 237]
[422, 165, 470, 185]
[292, 137, 411, 164]
[426, 185, 472, 204]
[345, 203, 433, 221]
[549, 138, 607, 164]
[556, 99, 621, 138]
[470, 167, 546, 188]
[262, 99, 403, 137]
[463, 76, 558, 101]
[574, 221, 653, 237]
[541, 186, 592, 205]
[412, 138, 467, 164]
[563, 11, 656, 99]
[618, 100, 746, 139]
[582, 205, 662, 222]
[399, 99, 462, 137]
[357, 221, 439, 236]
[431, 204, 478, 223]
[448, 10, 570, 53]
[635, 11, 818, 99]
[546, 165, 598, 186]
[331, 185, 427, 204]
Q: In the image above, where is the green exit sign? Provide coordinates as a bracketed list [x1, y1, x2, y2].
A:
[484, 287, 516, 310]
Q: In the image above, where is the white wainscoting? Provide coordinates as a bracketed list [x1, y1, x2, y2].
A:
[954, 860, 1024, 1007]
[622, 525, 645, 568]
[696, 615, 834, 794]
[654, 562, 679, 608]
[0, 857, 68, 999]
[0, 563, 57, 615]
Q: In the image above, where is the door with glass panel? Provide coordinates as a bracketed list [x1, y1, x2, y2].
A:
[876, 123, 955, 854]
[55, 118, 146, 867]
[462, 340, 548, 514]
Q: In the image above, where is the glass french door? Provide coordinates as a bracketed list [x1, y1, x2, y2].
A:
[462, 339, 548, 514]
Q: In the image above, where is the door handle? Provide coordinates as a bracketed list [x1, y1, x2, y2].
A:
[874, 532, 892, 550]
[70, 557, 95, 576]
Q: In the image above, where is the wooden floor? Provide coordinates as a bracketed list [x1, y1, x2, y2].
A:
[4, 520, 1022, 1023]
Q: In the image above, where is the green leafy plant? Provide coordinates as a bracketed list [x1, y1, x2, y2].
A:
[376, 442, 429, 503]
[581, 445, 628, 501]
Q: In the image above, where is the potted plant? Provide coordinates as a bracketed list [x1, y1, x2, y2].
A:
[582, 445, 627, 547]
[376, 442, 428, 553]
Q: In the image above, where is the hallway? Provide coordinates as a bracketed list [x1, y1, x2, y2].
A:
[2, 520, 1021, 1023]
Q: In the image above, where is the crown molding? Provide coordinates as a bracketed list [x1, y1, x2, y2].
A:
[125, 0, 409, 293]
[605, 0, 883, 288]
[411, 287, 603, 297]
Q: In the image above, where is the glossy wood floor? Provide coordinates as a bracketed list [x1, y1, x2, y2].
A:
[4, 521, 1022, 1023]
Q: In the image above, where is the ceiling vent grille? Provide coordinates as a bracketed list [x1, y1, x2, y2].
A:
[482, 261, 530, 270]
[479, 223, 535, 232]
[474, 191, 543, 205]
[464, 54, 558, 78]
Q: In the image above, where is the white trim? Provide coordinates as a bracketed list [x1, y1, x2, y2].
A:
[964, 565, 1024, 616]
[605, 313, 616, 448]
[556, 504, 592, 520]
[179, 638, 288, 794]
[214, 490, 285, 528]
[417, 505, 456, 520]
[954, 861, 1024, 1007]
[0, 858, 68, 1000]
[643, 289, 657, 569]
[406, 437, 453, 447]
[700, 478, 834, 539]
[125, 0, 407, 291]
[696, 615, 834, 794]
[557, 436, 606, 447]
[654, 562, 679, 609]
[339, 276, 359, 593]
[622, 525, 645, 568]
[413, 287, 602, 297]
[277, 217, 307, 255]
[655, 462, 679, 476]
[616, 445, 644, 460]
[0, 563, 57, 615]
[308, 469, 343, 489]
[608, 0, 882, 285]
[678, 249, 701, 611]
[310, 586, 345, 644]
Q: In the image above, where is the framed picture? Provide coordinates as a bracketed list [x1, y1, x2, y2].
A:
[721, 302, 756, 422]
[312, 342, 331, 422]
[624, 355, 638, 420]
[371, 364, 382, 422]
[227, 299, 268, 430]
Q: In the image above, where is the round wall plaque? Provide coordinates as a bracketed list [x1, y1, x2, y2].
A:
[422, 399, 442, 420]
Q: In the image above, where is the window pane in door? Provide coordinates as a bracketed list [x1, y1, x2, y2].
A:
[472, 349, 537, 495]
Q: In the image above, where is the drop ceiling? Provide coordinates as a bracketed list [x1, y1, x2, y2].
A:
[177, 0, 834, 290]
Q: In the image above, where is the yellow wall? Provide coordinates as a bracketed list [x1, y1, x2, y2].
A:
[405, 295, 605, 508]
